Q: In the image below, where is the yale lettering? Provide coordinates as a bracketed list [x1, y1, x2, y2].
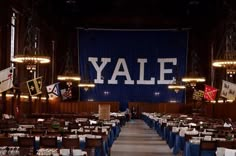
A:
[88, 57, 177, 85]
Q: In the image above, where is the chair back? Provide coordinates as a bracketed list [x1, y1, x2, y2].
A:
[30, 129, 45, 136]
[40, 136, 57, 148]
[62, 137, 80, 149]
[200, 140, 217, 150]
[185, 134, 199, 142]
[86, 137, 103, 156]
[86, 137, 103, 148]
[216, 140, 234, 149]
[18, 136, 35, 147]
[199, 140, 217, 156]
[68, 123, 80, 130]
[46, 130, 62, 137]
[92, 131, 108, 142]
[0, 137, 15, 146]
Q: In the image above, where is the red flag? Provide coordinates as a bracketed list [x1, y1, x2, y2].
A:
[60, 88, 72, 100]
[204, 85, 217, 101]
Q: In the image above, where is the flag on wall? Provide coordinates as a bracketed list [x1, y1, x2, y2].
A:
[46, 82, 60, 99]
[220, 80, 236, 100]
[0, 67, 14, 93]
[193, 89, 204, 101]
[60, 88, 72, 100]
[204, 85, 218, 101]
[26, 77, 42, 96]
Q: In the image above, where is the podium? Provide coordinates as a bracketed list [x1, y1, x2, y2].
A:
[98, 104, 110, 120]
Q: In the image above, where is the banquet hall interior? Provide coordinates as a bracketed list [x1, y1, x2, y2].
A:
[1, 0, 236, 156]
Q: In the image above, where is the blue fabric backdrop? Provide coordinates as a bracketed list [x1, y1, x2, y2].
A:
[78, 29, 187, 111]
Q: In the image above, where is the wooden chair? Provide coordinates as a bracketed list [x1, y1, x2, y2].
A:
[216, 127, 232, 135]
[79, 121, 90, 127]
[216, 140, 234, 149]
[92, 131, 108, 142]
[18, 136, 35, 147]
[18, 136, 35, 155]
[184, 134, 199, 142]
[0, 137, 15, 146]
[30, 129, 45, 136]
[199, 140, 217, 156]
[0, 133, 6, 137]
[19, 147, 34, 156]
[46, 129, 62, 137]
[92, 131, 109, 155]
[68, 123, 80, 130]
[61, 137, 80, 149]
[40, 136, 58, 148]
[232, 140, 236, 149]
[86, 137, 103, 156]
[61, 130, 75, 137]
[191, 125, 201, 131]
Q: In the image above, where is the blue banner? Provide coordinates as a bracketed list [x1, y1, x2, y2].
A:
[78, 29, 187, 111]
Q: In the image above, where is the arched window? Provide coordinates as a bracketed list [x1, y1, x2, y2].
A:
[10, 11, 16, 67]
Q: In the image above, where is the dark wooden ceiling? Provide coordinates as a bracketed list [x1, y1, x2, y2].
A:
[36, 0, 231, 29]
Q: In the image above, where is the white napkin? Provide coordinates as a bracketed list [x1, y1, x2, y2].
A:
[60, 149, 70, 156]
[57, 136, 62, 141]
[78, 135, 86, 142]
[204, 135, 212, 141]
[179, 127, 188, 137]
[65, 121, 69, 126]
[89, 120, 97, 124]
[216, 147, 225, 156]
[172, 127, 179, 133]
[37, 118, 45, 122]
[188, 123, 197, 126]
[72, 149, 82, 156]
[35, 136, 40, 141]
[68, 134, 77, 138]
[224, 148, 236, 156]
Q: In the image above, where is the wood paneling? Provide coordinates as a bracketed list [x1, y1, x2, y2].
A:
[47, 101, 119, 114]
[128, 102, 183, 117]
[3, 96, 236, 121]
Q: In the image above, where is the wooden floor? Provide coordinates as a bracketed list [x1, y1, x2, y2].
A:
[111, 119, 173, 156]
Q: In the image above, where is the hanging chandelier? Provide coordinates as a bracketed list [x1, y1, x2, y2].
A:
[168, 83, 186, 93]
[212, 11, 236, 77]
[212, 51, 236, 78]
[12, 1, 50, 71]
[78, 62, 95, 91]
[212, 52, 236, 68]
[57, 51, 80, 82]
[182, 76, 206, 87]
[12, 55, 50, 64]
[78, 80, 95, 91]
[168, 70, 185, 93]
[182, 51, 206, 88]
[57, 75, 81, 81]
